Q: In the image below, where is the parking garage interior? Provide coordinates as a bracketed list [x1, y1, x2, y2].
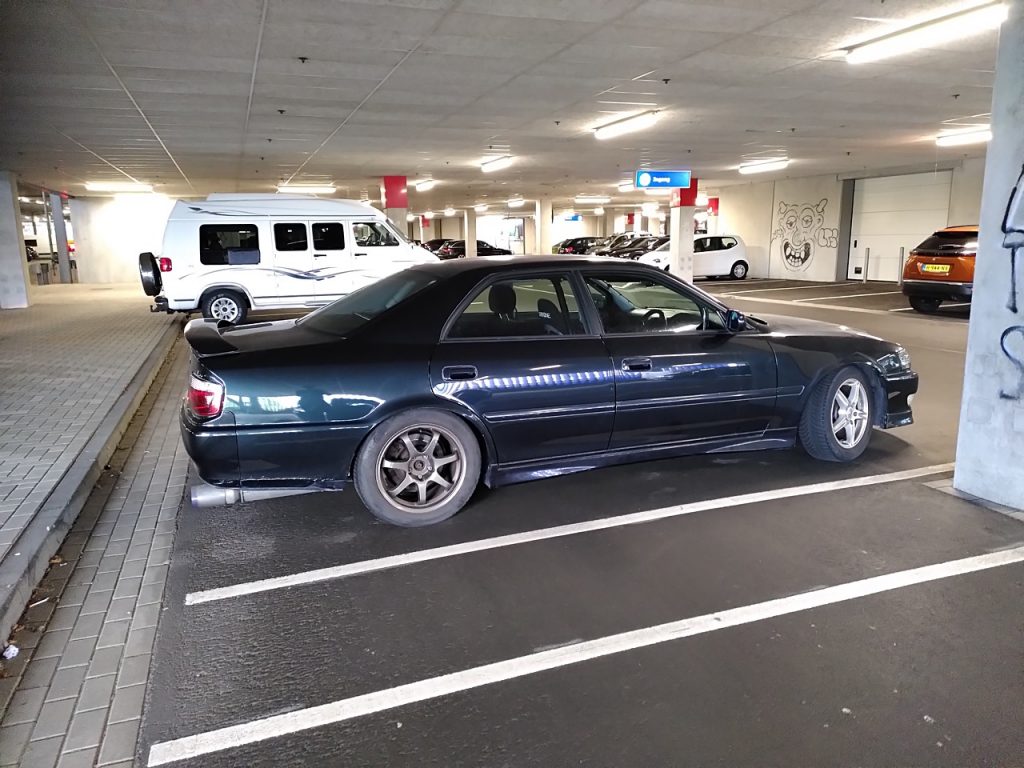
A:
[0, 1, 1023, 766]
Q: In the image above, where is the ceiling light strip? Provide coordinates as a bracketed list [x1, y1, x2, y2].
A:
[935, 127, 992, 146]
[738, 158, 790, 175]
[593, 110, 661, 140]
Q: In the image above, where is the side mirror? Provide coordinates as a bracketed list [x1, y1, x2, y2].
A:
[725, 309, 746, 333]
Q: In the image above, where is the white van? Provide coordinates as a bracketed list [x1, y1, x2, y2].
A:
[139, 194, 437, 323]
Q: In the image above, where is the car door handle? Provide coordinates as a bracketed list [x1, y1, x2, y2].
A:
[354, 252, 368, 257]
[622, 357, 652, 372]
[442, 365, 478, 381]
[313, 253, 327, 258]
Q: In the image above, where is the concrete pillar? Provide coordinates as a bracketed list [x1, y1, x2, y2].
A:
[463, 210, 477, 258]
[381, 176, 408, 230]
[535, 199, 553, 254]
[0, 171, 31, 308]
[954, 0, 1024, 511]
[49, 192, 71, 283]
[633, 208, 645, 233]
[604, 211, 616, 236]
[668, 205, 695, 282]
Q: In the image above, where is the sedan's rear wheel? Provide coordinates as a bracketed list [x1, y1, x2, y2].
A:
[354, 409, 480, 526]
[799, 367, 874, 462]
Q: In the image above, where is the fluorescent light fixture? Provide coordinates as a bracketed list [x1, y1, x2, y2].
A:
[414, 179, 437, 192]
[276, 184, 335, 194]
[935, 126, 992, 146]
[444, 206, 457, 217]
[507, 196, 525, 208]
[617, 181, 635, 192]
[739, 157, 790, 175]
[695, 192, 709, 206]
[406, 213, 416, 222]
[423, 210, 435, 219]
[85, 181, 153, 193]
[481, 155, 515, 173]
[845, 1, 1007, 65]
[18, 196, 30, 203]
[594, 206, 605, 216]
[593, 109, 661, 140]
[643, 188, 672, 196]
[575, 195, 611, 204]
[474, 203, 489, 213]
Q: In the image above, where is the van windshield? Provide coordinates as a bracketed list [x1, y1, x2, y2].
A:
[298, 270, 437, 336]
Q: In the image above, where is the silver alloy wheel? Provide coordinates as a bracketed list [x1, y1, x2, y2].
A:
[375, 425, 465, 513]
[209, 296, 240, 322]
[731, 262, 747, 279]
[831, 377, 869, 449]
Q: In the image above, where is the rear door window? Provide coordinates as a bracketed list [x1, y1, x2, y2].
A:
[312, 222, 345, 250]
[447, 276, 584, 339]
[273, 223, 308, 251]
[199, 224, 259, 265]
[719, 237, 738, 249]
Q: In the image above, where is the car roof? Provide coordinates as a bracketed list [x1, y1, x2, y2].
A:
[414, 255, 647, 276]
[939, 225, 979, 233]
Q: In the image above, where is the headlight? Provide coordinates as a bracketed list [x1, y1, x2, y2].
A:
[879, 345, 911, 373]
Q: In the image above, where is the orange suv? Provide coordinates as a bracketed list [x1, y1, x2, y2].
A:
[901, 225, 977, 313]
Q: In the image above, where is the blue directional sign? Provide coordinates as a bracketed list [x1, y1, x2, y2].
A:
[635, 169, 692, 189]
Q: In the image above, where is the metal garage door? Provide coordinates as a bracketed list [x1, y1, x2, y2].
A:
[847, 171, 952, 281]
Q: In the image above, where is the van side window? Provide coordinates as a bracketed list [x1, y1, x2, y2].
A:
[353, 222, 399, 247]
[199, 224, 259, 266]
[312, 223, 345, 250]
[274, 223, 308, 251]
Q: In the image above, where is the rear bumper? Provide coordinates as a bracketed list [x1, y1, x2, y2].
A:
[902, 279, 973, 301]
[180, 408, 241, 487]
[150, 295, 170, 313]
[881, 370, 919, 428]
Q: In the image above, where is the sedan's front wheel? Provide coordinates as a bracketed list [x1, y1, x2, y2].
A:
[799, 367, 874, 462]
[354, 409, 481, 526]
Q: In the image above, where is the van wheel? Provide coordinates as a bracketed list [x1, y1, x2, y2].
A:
[909, 296, 941, 314]
[202, 290, 248, 324]
[729, 261, 749, 279]
[353, 409, 481, 527]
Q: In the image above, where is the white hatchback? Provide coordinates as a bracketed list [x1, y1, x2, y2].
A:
[639, 235, 749, 279]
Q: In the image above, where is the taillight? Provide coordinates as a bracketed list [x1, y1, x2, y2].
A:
[158, 257, 173, 272]
[187, 376, 224, 418]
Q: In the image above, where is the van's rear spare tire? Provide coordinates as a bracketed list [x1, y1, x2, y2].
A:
[139, 252, 161, 296]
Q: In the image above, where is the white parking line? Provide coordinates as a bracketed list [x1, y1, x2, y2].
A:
[793, 291, 902, 303]
[185, 463, 953, 606]
[150, 543, 1024, 766]
[727, 295, 960, 318]
[720, 283, 846, 296]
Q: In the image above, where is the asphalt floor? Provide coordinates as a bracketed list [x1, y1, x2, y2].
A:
[132, 277, 1024, 768]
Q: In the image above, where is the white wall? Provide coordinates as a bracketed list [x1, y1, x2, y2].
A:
[70, 194, 175, 284]
[768, 175, 843, 281]
[948, 156, 986, 226]
[438, 216, 463, 239]
[717, 181, 775, 278]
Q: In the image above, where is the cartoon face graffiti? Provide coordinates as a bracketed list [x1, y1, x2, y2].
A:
[772, 199, 839, 272]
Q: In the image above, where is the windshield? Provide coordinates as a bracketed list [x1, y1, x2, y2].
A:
[298, 270, 437, 336]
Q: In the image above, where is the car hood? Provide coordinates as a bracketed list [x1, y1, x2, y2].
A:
[751, 313, 884, 342]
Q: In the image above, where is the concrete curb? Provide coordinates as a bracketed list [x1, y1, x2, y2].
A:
[0, 317, 183, 644]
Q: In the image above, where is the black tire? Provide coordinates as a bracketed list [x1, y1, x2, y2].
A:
[799, 366, 874, 462]
[138, 252, 161, 296]
[353, 409, 481, 527]
[909, 296, 942, 314]
[201, 289, 248, 325]
[729, 260, 749, 280]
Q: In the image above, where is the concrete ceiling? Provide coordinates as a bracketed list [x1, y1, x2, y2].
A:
[0, 0, 998, 211]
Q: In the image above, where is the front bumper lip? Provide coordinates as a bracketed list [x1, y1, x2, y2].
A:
[881, 370, 919, 428]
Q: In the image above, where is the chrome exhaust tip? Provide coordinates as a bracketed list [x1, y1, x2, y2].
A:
[190, 484, 319, 508]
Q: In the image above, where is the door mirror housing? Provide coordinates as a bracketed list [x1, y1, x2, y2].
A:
[724, 309, 746, 333]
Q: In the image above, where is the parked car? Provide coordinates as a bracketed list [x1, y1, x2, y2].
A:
[901, 225, 977, 313]
[639, 235, 750, 279]
[137, 193, 437, 325]
[588, 232, 650, 255]
[437, 239, 512, 258]
[182, 256, 918, 527]
[616, 236, 669, 259]
[553, 237, 600, 254]
[421, 238, 453, 253]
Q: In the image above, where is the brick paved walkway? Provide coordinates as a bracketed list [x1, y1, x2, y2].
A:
[0, 284, 175, 562]
[0, 338, 189, 767]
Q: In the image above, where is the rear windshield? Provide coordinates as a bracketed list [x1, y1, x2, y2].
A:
[298, 271, 437, 336]
[915, 231, 978, 254]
